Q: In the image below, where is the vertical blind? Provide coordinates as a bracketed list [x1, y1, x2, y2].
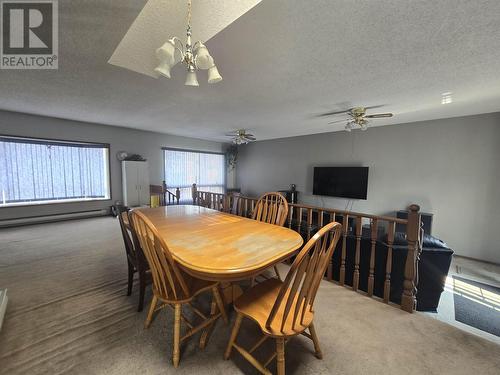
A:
[164, 149, 225, 203]
[0, 136, 110, 206]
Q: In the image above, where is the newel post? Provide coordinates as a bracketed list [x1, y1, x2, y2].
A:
[162, 180, 167, 206]
[175, 188, 180, 205]
[401, 204, 421, 313]
[191, 183, 197, 205]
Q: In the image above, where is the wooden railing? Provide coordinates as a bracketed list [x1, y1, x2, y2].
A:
[191, 185, 422, 313]
[150, 181, 180, 206]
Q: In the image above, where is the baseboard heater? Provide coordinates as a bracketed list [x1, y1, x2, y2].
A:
[0, 289, 7, 331]
[0, 209, 108, 228]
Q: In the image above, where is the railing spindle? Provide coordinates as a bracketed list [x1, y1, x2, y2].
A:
[384, 221, 395, 303]
[326, 211, 336, 280]
[339, 214, 349, 286]
[353, 216, 362, 291]
[306, 208, 313, 240]
[368, 218, 378, 296]
[297, 207, 303, 237]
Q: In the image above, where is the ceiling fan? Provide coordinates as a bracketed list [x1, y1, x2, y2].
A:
[318, 106, 393, 132]
[226, 129, 256, 144]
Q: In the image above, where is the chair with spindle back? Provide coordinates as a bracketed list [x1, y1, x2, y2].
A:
[130, 210, 228, 368]
[118, 211, 151, 311]
[251, 192, 289, 283]
[224, 221, 343, 375]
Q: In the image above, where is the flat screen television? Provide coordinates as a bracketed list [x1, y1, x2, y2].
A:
[313, 167, 369, 199]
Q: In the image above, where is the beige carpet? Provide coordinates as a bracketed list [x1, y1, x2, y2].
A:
[0, 217, 499, 375]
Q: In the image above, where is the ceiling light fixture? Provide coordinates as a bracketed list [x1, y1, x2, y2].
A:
[154, 0, 222, 86]
[225, 129, 256, 144]
[441, 92, 453, 104]
[321, 106, 394, 132]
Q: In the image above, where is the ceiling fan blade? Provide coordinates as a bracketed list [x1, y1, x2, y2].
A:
[364, 113, 393, 118]
[244, 136, 256, 141]
[328, 119, 349, 124]
[316, 109, 350, 117]
[364, 105, 385, 110]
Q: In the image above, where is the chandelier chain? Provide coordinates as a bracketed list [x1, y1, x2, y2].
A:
[187, 0, 192, 28]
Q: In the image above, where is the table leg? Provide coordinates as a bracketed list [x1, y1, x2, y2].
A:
[199, 281, 243, 349]
[220, 282, 243, 305]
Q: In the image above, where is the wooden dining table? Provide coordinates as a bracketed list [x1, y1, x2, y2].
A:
[135, 205, 304, 303]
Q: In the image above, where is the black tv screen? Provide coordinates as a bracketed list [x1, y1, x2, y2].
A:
[313, 167, 369, 199]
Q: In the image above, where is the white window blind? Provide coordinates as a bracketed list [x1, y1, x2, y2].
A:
[0, 136, 110, 206]
[164, 149, 225, 203]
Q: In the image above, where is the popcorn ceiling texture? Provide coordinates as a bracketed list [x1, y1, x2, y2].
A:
[1, 0, 500, 141]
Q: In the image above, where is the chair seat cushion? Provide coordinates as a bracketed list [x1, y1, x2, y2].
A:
[234, 278, 314, 337]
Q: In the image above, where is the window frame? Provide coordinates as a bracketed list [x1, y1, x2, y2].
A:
[0, 134, 112, 208]
[162, 147, 227, 202]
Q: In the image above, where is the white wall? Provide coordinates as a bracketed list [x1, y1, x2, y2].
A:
[0, 110, 226, 220]
[236, 112, 500, 263]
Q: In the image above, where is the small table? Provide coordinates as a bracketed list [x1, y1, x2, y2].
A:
[137, 205, 304, 303]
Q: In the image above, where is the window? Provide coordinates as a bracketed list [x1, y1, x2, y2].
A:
[0, 136, 110, 206]
[164, 148, 225, 203]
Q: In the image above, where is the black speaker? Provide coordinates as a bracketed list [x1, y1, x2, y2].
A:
[395, 210, 433, 235]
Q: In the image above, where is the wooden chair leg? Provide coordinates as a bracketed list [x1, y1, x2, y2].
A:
[224, 313, 243, 360]
[212, 286, 228, 324]
[144, 294, 158, 329]
[309, 322, 323, 359]
[173, 304, 181, 368]
[251, 277, 256, 287]
[273, 265, 282, 281]
[137, 271, 146, 312]
[127, 263, 134, 296]
[199, 298, 217, 349]
[276, 337, 286, 375]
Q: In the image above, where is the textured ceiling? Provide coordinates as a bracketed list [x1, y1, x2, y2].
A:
[1, 0, 500, 142]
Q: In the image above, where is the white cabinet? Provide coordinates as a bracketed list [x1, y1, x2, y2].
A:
[122, 161, 150, 207]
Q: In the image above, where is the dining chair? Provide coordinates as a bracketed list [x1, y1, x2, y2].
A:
[251, 192, 289, 283]
[224, 221, 342, 375]
[118, 211, 151, 312]
[130, 209, 228, 368]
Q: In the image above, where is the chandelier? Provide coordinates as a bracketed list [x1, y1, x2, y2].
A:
[154, 0, 222, 86]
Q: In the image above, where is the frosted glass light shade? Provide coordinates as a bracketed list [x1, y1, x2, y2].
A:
[154, 61, 172, 78]
[156, 40, 176, 64]
[194, 44, 213, 70]
[185, 71, 199, 86]
[207, 65, 222, 84]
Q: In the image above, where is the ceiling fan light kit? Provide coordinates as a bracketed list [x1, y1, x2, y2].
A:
[226, 129, 256, 144]
[154, 0, 222, 86]
[321, 106, 394, 132]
